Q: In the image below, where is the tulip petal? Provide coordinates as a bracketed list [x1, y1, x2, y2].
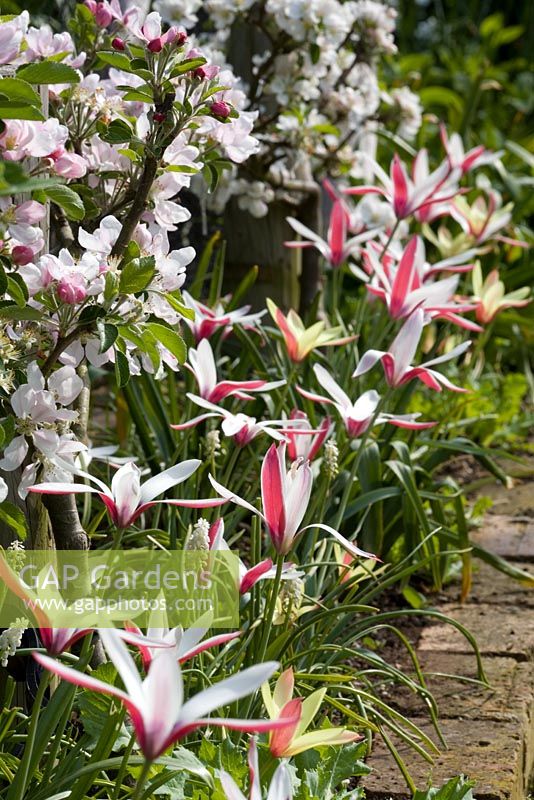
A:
[140, 459, 200, 503]
[179, 662, 279, 725]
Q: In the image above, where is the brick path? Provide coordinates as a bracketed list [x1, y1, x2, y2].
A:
[361, 513, 534, 799]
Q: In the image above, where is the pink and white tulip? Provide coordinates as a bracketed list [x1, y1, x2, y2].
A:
[208, 518, 302, 595]
[285, 200, 375, 268]
[187, 339, 284, 403]
[284, 410, 332, 462]
[219, 738, 292, 800]
[298, 364, 435, 436]
[122, 617, 241, 672]
[210, 443, 376, 559]
[363, 236, 481, 332]
[183, 291, 265, 343]
[345, 151, 461, 222]
[28, 460, 225, 529]
[171, 393, 289, 446]
[34, 629, 296, 761]
[353, 308, 470, 392]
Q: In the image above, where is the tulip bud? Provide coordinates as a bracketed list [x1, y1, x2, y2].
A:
[11, 245, 34, 266]
[112, 37, 126, 51]
[210, 100, 231, 119]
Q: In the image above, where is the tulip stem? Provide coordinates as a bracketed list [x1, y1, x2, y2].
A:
[10, 670, 49, 800]
[259, 553, 285, 663]
[333, 390, 393, 531]
[379, 220, 400, 261]
[131, 759, 152, 800]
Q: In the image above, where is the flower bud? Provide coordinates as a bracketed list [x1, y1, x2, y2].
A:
[57, 279, 87, 305]
[147, 37, 163, 53]
[112, 37, 126, 51]
[194, 64, 220, 80]
[210, 100, 231, 119]
[153, 111, 166, 123]
[11, 245, 34, 266]
[95, 4, 113, 27]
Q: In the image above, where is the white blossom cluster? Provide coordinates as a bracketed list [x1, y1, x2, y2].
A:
[154, 0, 422, 217]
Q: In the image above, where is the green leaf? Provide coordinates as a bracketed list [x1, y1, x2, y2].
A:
[147, 322, 187, 363]
[0, 305, 43, 320]
[17, 61, 80, 85]
[42, 185, 85, 221]
[6, 274, 28, 307]
[98, 322, 118, 353]
[165, 164, 200, 174]
[0, 103, 45, 120]
[119, 255, 156, 294]
[164, 291, 195, 320]
[96, 51, 132, 71]
[101, 118, 134, 144]
[402, 585, 427, 609]
[78, 305, 105, 323]
[299, 743, 369, 800]
[114, 349, 130, 387]
[76, 662, 131, 749]
[413, 775, 476, 800]
[0, 502, 28, 540]
[418, 86, 464, 114]
[170, 58, 206, 77]
[0, 77, 41, 105]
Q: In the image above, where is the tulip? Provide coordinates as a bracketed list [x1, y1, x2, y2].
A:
[298, 363, 436, 435]
[28, 460, 225, 529]
[0, 553, 93, 655]
[122, 617, 241, 672]
[219, 738, 292, 800]
[440, 125, 499, 174]
[187, 339, 284, 403]
[345, 151, 461, 222]
[451, 192, 527, 248]
[363, 236, 482, 332]
[267, 299, 357, 362]
[262, 667, 361, 758]
[210, 443, 376, 559]
[284, 410, 332, 461]
[182, 291, 265, 342]
[353, 308, 470, 392]
[285, 200, 375, 268]
[171, 393, 289, 446]
[207, 518, 303, 594]
[471, 262, 530, 324]
[34, 629, 297, 761]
